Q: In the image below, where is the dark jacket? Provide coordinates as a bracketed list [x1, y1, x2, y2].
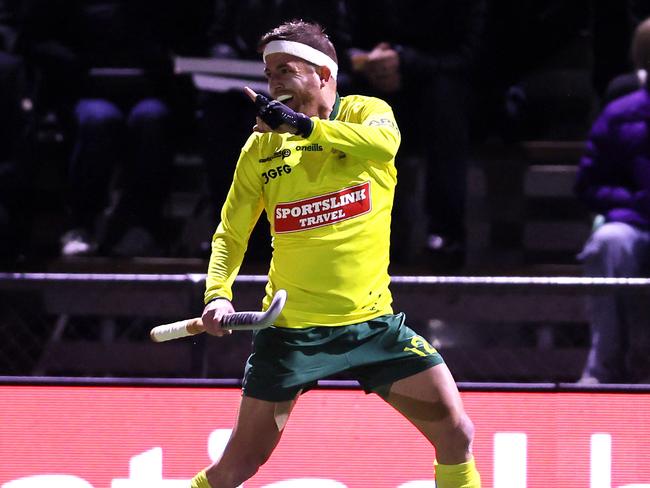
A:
[575, 88, 650, 229]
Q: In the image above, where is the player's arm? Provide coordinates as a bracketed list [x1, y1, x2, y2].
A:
[306, 105, 401, 163]
[246, 87, 400, 163]
[205, 137, 265, 304]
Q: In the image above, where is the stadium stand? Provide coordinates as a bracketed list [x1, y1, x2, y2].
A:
[0, 7, 623, 383]
[467, 139, 590, 270]
[1, 136, 610, 383]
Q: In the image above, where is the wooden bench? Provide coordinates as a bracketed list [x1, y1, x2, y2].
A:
[466, 140, 591, 269]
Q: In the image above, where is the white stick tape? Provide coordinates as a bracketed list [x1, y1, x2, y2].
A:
[150, 319, 196, 342]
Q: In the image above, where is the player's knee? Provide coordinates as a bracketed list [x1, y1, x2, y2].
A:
[446, 413, 475, 457]
[432, 412, 475, 464]
[458, 414, 475, 448]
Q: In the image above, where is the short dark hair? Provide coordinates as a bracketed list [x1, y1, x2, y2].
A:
[258, 20, 338, 64]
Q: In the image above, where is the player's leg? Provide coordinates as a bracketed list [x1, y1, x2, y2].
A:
[192, 324, 344, 487]
[342, 313, 479, 486]
[191, 394, 298, 488]
[382, 364, 480, 488]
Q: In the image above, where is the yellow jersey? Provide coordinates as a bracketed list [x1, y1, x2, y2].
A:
[205, 94, 400, 327]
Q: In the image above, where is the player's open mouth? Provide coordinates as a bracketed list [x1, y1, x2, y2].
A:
[276, 94, 293, 103]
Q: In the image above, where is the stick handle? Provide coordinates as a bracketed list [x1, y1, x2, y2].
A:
[149, 318, 205, 342]
[150, 289, 288, 342]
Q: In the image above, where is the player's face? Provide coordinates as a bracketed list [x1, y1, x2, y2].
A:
[264, 53, 322, 116]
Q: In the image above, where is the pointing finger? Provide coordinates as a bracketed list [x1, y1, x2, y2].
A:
[244, 86, 258, 102]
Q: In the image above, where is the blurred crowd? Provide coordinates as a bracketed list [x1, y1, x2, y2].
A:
[0, 0, 647, 267]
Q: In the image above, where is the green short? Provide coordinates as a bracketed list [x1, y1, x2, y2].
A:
[242, 312, 444, 402]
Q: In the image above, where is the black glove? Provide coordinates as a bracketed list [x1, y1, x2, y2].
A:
[254, 94, 314, 137]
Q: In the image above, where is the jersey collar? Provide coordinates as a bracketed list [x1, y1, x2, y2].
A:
[329, 93, 341, 120]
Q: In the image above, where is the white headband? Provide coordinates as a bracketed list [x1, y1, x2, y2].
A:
[263, 40, 338, 79]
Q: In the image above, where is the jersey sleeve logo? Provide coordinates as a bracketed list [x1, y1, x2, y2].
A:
[274, 181, 372, 233]
[367, 117, 399, 133]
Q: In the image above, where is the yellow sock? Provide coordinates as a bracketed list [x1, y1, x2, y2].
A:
[190, 469, 212, 488]
[435, 457, 481, 488]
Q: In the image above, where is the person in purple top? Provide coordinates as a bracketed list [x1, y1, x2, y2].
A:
[574, 18, 650, 384]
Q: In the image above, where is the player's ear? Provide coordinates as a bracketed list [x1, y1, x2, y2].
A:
[319, 66, 332, 85]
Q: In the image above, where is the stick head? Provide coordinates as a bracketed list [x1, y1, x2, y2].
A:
[221, 289, 287, 330]
[267, 289, 287, 318]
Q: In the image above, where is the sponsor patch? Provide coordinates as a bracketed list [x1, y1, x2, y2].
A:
[274, 181, 371, 233]
[259, 149, 291, 163]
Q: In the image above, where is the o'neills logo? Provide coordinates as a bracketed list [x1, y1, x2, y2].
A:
[274, 181, 371, 233]
[296, 143, 323, 151]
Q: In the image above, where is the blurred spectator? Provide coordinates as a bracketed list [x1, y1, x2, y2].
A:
[345, 0, 486, 270]
[0, 0, 30, 261]
[594, 1, 650, 105]
[601, 68, 646, 106]
[574, 17, 650, 384]
[190, 0, 352, 258]
[481, 0, 595, 142]
[591, 0, 650, 102]
[14, 0, 203, 257]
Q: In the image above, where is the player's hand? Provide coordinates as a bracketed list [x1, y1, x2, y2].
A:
[201, 298, 235, 337]
[244, 86, 313, 137]
[243, 87, 277, 133]
[253, 115, 275, 134]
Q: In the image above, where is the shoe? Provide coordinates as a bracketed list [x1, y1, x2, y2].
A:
[60, 229, 97, 257]
[111, 226, 162, 257]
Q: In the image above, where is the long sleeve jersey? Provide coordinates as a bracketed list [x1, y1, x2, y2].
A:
[205, 94, 401, 327]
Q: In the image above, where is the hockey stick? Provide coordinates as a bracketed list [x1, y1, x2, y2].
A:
[150, 289, 287, 342]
